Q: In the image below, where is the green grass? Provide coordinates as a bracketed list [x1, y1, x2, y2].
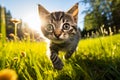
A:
[0, 34, 120, 80]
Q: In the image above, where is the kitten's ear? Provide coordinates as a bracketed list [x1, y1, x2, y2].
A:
[38, 4, 50, 18]
[67, 3, 79, 23]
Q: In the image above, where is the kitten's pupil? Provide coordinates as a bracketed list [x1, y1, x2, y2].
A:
[46, 24, 53, 32]
[63, 23, 70, 30]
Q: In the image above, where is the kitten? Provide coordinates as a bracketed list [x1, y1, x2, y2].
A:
[38, 3, 81, 70]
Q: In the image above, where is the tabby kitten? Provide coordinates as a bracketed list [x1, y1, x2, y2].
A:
[38, 3, 81, 70]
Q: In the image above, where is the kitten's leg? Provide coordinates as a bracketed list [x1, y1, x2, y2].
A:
[49, 47, 64, 70]
[65, 40, 79, 59]
[65, 49, 75, 59]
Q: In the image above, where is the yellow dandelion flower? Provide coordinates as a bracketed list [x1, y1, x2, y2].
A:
[21, 51, 26, 57]
[0, 69, 18, 80]
[13, 57, 18, 61]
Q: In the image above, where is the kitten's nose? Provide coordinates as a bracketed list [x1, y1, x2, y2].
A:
[54, 30, 62, 38]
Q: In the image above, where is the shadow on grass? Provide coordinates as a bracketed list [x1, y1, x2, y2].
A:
[55, 53, 120, 80]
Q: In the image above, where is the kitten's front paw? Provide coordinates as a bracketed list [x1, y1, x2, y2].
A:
[64, 53, 72, 59]
[65, 50, 74, 59]
[52, 58, 64, 70]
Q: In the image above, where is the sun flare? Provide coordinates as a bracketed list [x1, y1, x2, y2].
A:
[23, 13, 41, 32]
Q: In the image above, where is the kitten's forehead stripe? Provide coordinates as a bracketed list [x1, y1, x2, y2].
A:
[51, 13, 56, 21]
[59, 12, 64, 21]
[51, 12, 64, 21]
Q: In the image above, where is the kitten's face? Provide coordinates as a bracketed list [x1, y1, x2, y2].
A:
[38, 4, 78, 43]
[41, 12, 77, 43]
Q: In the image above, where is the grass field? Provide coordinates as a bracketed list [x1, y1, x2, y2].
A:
[0, 34, 120, 80]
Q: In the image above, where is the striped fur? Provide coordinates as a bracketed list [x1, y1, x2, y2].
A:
[38, 3, 81, 70]
[51, 12, 64, 21]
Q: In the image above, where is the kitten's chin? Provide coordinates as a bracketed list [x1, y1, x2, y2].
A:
[51, 39, 66, 44]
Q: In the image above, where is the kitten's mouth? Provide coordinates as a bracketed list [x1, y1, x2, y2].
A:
[52, 38, 65, 44]
[56, 37, 66, 41]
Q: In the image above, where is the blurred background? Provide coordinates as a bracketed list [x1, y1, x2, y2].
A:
[0, 1, 120, 80]
[0, 0, 120, 41]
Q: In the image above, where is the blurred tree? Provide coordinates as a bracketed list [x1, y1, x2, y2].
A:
[0, 5, 45, 41]
[0, 6, 6, 43]
[81, 0, 112, 30]
[111, 0, 120, 33]
[5, 10, 15, 39]
[0, 5, 24, 40]
[80, 0, 120, 37]
[84, 11, 105, 31]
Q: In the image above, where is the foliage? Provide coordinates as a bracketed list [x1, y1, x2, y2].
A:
[81, 0, 120, 32]
[84, 12, 105, 31]
[111, 0, 120, 32]
[0, 34, 120, 80]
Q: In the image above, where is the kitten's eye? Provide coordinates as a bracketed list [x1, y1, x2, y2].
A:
[63, 23, 70, 30]
[46, 24, 54, 32]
